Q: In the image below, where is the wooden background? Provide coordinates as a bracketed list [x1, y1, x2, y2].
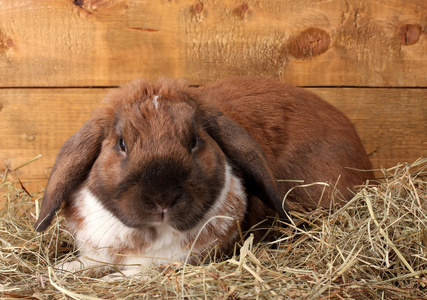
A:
[0, 0, 426, 192]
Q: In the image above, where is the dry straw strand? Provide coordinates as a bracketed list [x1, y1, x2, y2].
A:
[1, 158, 427, 299]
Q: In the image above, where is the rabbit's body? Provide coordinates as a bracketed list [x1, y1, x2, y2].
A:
[35, 76, 374, 278]
[197, 77, 374, 211]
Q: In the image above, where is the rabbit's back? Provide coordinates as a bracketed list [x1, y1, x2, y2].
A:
[197, 76, 374, 211]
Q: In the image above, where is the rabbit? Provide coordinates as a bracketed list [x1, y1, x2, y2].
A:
[34, 76, 374, 279]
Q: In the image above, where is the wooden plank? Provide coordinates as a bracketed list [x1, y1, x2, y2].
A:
[1, 87, 425, 193]
[0, 88, 105, 192]
[310, 88, 427, 174]
[0, 0, 425, 88]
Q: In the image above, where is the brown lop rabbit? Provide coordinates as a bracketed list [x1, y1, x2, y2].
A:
[34, 76, 374, 279]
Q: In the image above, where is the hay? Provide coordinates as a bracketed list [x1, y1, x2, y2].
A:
[1, 158, 426, 299]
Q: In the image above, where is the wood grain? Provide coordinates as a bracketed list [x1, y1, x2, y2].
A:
[311, 88, 427, 173]
[0, 88, 105, 191]
[0, 0, 425, 87]
[1, 87, 425, 193]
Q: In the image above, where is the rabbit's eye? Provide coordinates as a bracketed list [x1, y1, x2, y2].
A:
[191, 134, 201, 153]
[118, 138, 127, 153]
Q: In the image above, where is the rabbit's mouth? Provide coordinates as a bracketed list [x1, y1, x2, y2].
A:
[151, 206, 171, 225]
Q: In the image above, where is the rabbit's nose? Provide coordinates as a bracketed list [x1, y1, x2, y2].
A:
[157, 190, 183, 209]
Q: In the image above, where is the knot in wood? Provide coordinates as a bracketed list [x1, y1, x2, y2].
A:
[287, 28, 331, 59]
[0, 30, 13, 54]
[398, 24, 421, 46]
[233, 3, 249, 18]
[192, 2, 204, 14]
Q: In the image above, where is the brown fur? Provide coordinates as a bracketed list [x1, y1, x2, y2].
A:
[193, 77, 374, 212]
[34, 76, 374, 259]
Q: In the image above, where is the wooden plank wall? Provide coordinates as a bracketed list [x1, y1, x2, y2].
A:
[0, 0, 426, 192]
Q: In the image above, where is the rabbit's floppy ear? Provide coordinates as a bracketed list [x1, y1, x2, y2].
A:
[34, 111, 111, 232]
[203, 111, 289, 219]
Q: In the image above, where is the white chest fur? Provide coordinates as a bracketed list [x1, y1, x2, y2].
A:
[64, 163, 246, 275]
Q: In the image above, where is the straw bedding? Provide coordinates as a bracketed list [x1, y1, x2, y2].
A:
[1, 158, 426, 299]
